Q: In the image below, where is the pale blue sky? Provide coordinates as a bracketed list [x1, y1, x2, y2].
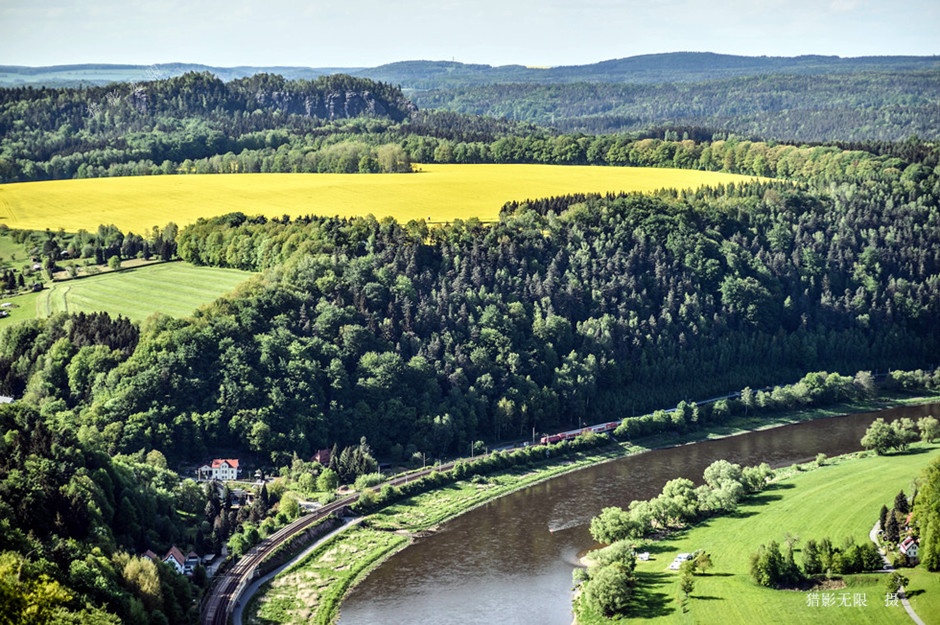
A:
[1, 0, 937, 68]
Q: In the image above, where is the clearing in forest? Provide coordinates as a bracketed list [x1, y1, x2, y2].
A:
[33, 262, 252, 321]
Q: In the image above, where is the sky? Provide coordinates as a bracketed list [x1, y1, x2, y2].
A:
[1, 0, 938, 68]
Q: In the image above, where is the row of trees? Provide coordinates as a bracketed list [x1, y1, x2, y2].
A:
[589, 460, 774, 544]
[749, 535, 882, 588]
[614, 370, 873, 440]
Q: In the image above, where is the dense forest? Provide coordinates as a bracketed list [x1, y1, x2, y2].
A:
[3, 67, 940, 183]
[0, 72, 416, 181]
[412, 69, 940, 142]
[2, 139, 937, 467]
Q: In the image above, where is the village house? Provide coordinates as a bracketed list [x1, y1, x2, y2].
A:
[163, 546, 186, 574]
[142, 546, 205, 576]
[899, 536, 919, 560]
[312, 448, 331, 465]
[196, 458, 239, 481]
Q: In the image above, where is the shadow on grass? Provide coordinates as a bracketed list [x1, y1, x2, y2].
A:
[905, 588, 925, 598]
[894, 447, 932, 456]
[692, 594, 723, 600]
[640, 542, 681, 556]
[624, 571, 674, 619]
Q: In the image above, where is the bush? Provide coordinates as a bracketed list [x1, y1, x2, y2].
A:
[354, 472, 384, 490]
[317, 468, 339, 492]
[583, 563, 635, 617]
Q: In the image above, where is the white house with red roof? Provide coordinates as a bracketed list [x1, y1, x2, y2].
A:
[900, 536, 919, 559]
[163, 546, 186, 574]
[196, 458, 239, 481]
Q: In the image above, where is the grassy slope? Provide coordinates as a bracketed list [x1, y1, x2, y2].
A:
[0, 165, 762, 232]
[30, 262, 252, 321]
[580, 446, 940, 625]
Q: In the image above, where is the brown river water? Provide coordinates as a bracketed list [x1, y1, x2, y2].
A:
[338, 403, 939, 625]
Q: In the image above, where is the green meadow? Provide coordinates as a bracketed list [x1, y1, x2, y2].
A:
[577, 445, 940, 625]
[31, 262, 253, 321]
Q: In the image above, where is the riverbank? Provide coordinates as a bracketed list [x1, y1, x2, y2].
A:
[245, 391, 940, 625]
[573, 443, 940, 625]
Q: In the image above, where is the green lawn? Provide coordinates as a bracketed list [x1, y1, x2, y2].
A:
[0, 233, 28, 270]
[0, 290, 40, 325]
[578, 445, 940, 625]
[32, 262, 253, 321]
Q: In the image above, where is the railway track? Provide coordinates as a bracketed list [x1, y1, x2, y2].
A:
[200, 461, 462, 625]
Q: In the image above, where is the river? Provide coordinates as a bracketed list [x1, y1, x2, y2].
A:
[338, 403, 939, 625]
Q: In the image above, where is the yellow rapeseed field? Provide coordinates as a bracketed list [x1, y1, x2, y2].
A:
[0, 164, 761, 233]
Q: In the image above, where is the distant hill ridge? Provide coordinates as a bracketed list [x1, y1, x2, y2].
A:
[3, 52, 938, 89]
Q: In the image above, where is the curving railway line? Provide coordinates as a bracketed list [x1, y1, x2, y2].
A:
[199, 370, 861, 624]
[200, 460, 461, 625]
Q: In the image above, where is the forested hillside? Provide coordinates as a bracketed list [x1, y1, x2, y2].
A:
[0, 72, 416, 181]
[4, 63, 940, 183]
[4, 53, 937, 88]
[2, 140, 937, 466]
[413, 70, 940, 142]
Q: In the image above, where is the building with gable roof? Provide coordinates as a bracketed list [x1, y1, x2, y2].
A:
[196, 458, 239, 481]
[163, 546, 186, 574]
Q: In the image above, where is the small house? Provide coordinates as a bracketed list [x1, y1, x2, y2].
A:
[142, 549, 158, 561]
[900, 537, 919, 559]
[163, 546, 186, 574]
[312, 448, 331, 466]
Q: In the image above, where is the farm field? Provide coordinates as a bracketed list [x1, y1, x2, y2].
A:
[0, 165, 763, 233]
[578, 446, 940, 625]
[30, 262, 253, 321]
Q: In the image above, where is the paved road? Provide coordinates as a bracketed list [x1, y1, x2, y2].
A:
[232, 516, 364, 625]
[869, 521, 925, 625]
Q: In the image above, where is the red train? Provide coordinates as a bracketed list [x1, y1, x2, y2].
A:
[539, 421, 621, 445]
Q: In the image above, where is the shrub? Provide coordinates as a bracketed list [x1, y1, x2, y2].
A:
[354, 472, 384, 490]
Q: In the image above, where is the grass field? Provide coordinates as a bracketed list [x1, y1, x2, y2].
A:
[576, 446, 940, 625]
[29, 262, 252, 321]
[0, 165, 763, 233]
